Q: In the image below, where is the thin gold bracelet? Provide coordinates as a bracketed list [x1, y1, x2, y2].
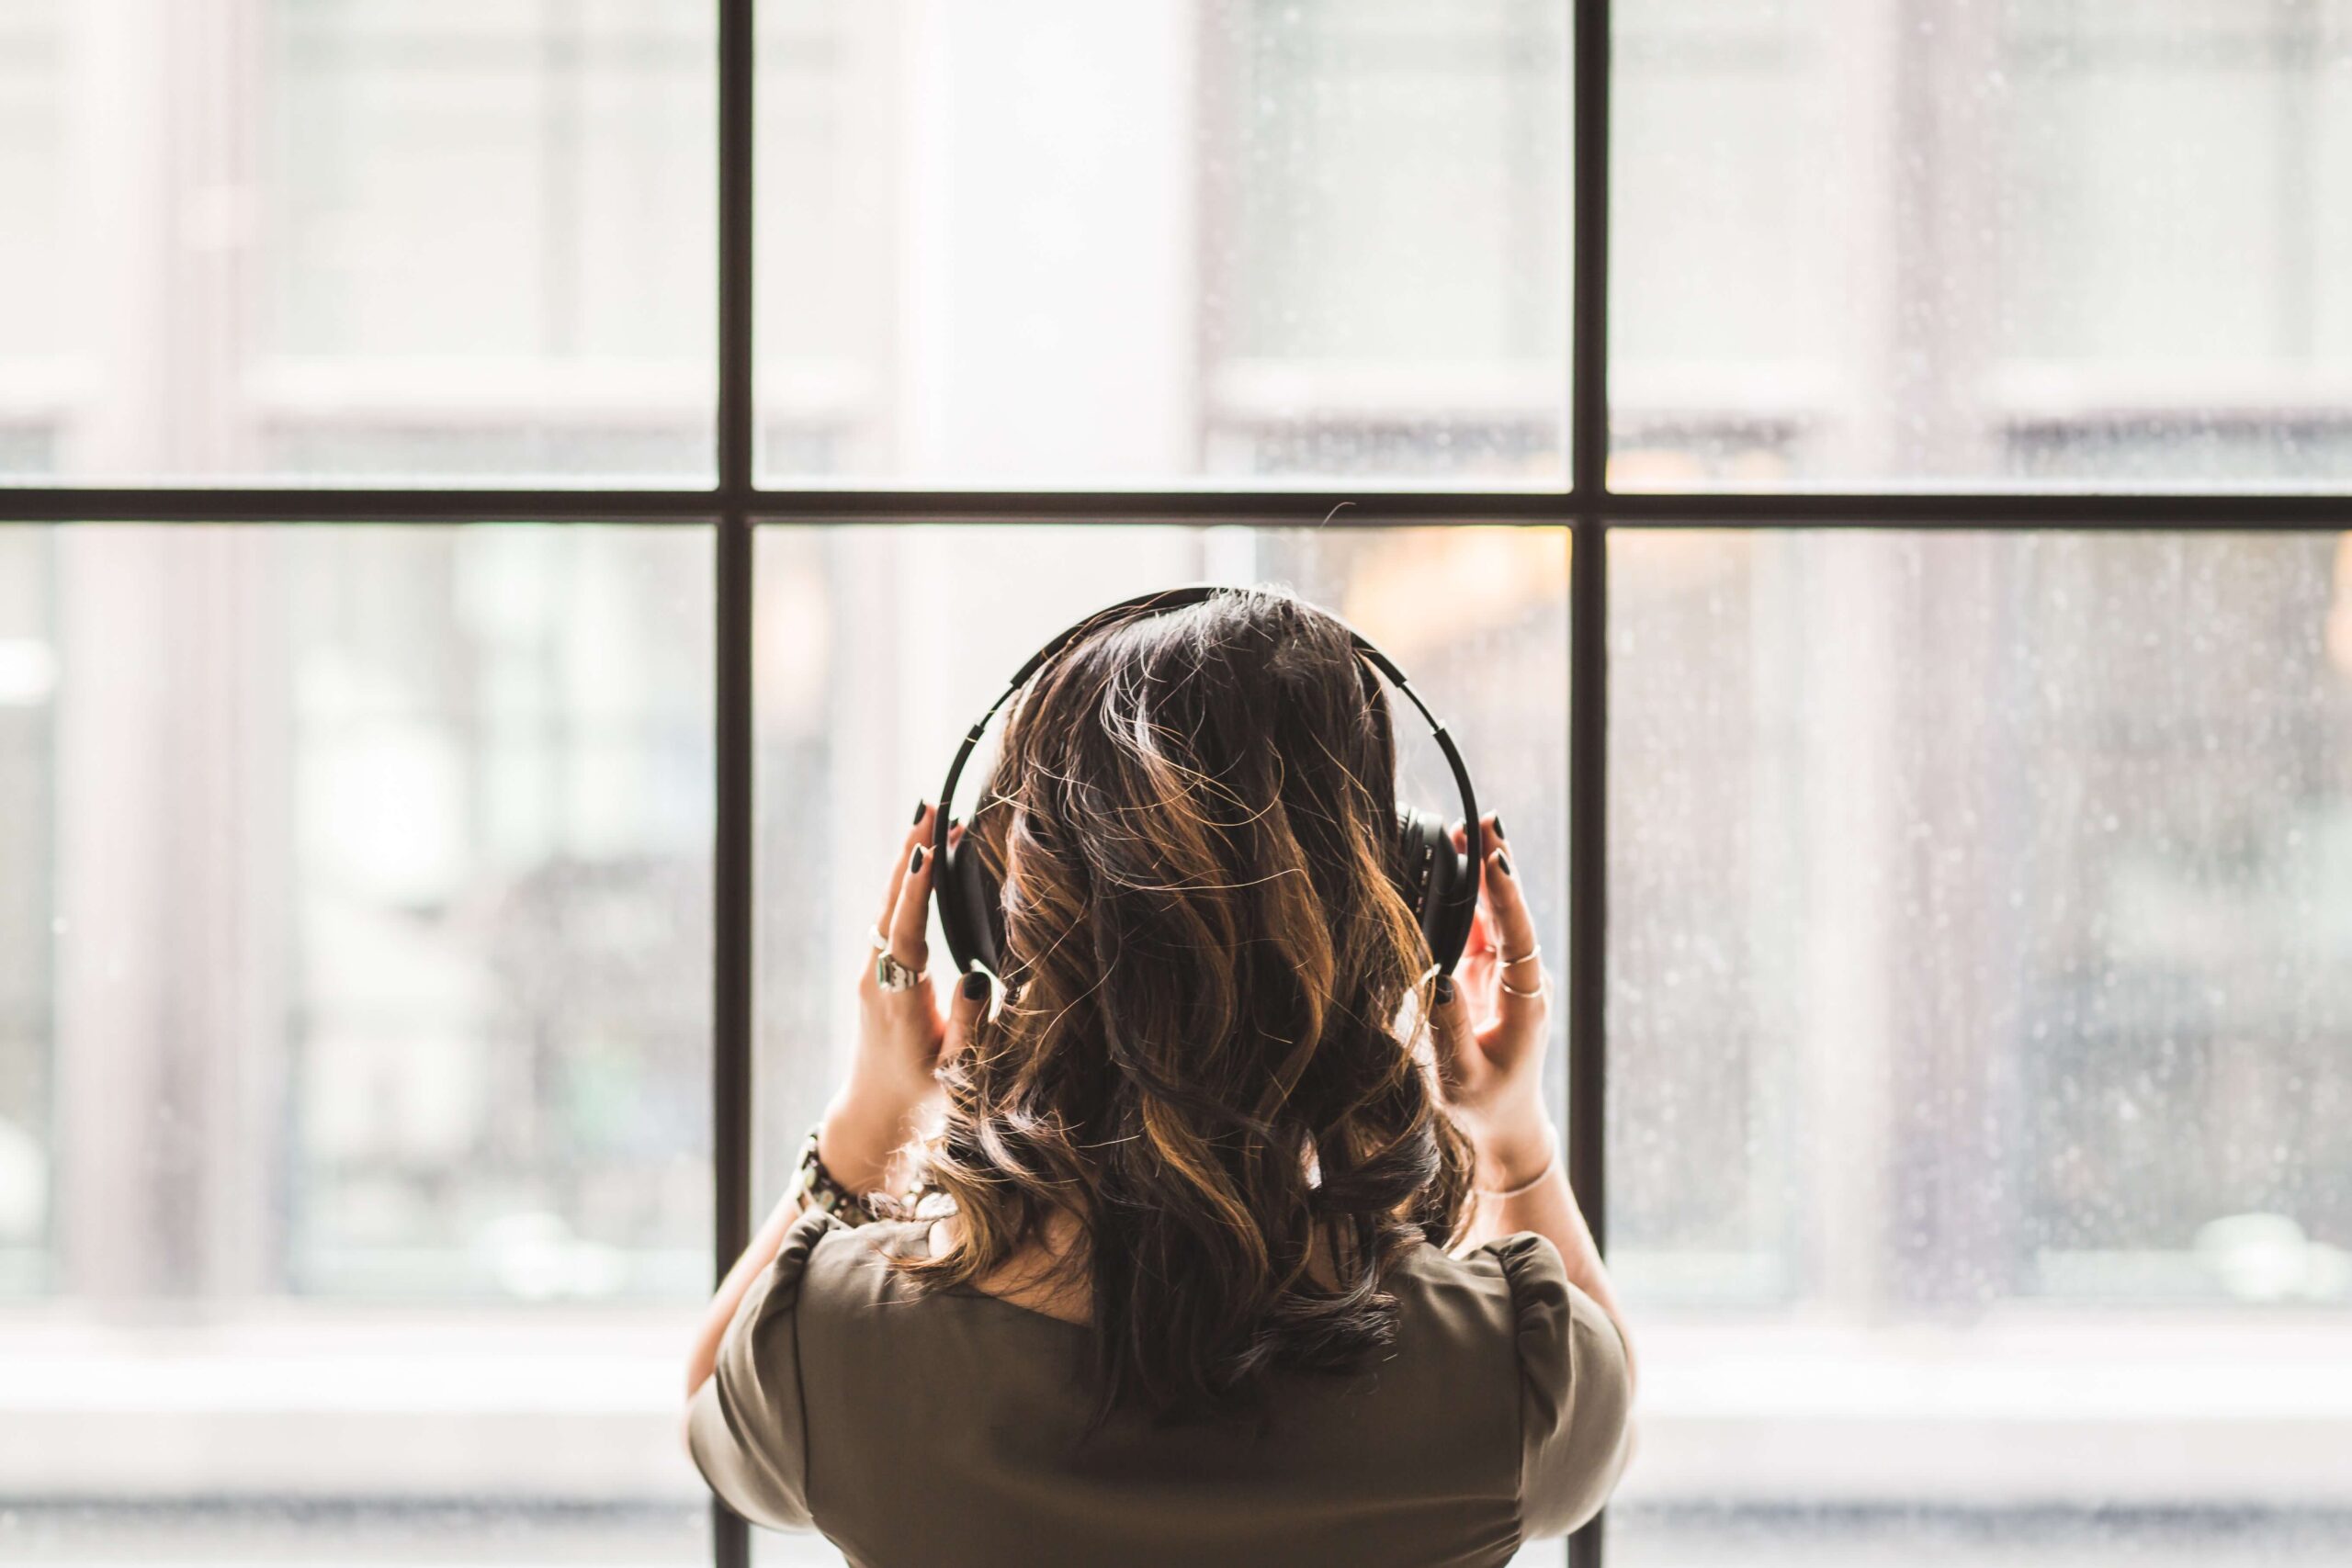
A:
[1473, 1129, 1558, 1200]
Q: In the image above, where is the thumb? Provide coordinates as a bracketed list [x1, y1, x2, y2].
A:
[942, 968, 993, 1066]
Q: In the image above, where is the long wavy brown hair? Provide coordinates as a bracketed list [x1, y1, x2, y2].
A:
[894, 585, 1475, 1425]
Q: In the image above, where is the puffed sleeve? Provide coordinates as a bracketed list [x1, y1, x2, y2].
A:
[1487, 1230, 1634, 1540]
[686, 1205, 842, 1531]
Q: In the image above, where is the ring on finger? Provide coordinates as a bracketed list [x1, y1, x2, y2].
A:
[1498, 970, 1547, 998]
[867, 924, 892, 951]
[1498, 945, 1543, 968]
[875, 947, 928, 992]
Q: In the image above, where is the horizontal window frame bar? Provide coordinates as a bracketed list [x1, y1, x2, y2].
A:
[0, 490, 726, 524]
[2, 486, 2348, 527]
[1595, 491, 2352, 525]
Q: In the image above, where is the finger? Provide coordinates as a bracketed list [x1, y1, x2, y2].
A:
[1460, 919, 1498, 1027]
[887, 838, 936, 976]
[941, 968, 991, 1066]
[1479, 832, 1534, 955]
[1470, 810, 1506, 955]
[1427, 972, 1478, 1092]
[1466, 891, 1498, 960]
[876, 800, 936, 934]
[1480, 845, 1549, 1020]
[1452, 820, 1497, 961]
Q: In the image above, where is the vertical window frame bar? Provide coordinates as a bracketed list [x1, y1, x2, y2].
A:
[713, 1, 757, 1566]
[1568, 2, 1611, 1567]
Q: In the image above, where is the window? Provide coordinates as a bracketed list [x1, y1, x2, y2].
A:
[752, 1, 1568, 484]
[2, 5, 2346, 1568]
[2, 1, 716, 484]
[1, 524, 712, 1563]
[1612, 0, 2352, 488]
[1609, 531, 2352, 1565]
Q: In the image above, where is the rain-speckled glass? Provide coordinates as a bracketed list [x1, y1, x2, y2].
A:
[1613, 2, 2352, 490]
[755, 2, 1569, 485]
[0, 1, 716, 484]
[0, 525, 714, 1564]
[1608, 530, 2352, 1567]
[751, 523, 1570, 1565]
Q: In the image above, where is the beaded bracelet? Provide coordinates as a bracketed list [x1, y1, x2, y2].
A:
[792, 1122, 878, 1227]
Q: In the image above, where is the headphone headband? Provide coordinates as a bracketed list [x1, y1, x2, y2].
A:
[930, 583, 1483, 976]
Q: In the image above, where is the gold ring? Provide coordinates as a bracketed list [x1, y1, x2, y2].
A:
[1499, 973, 1546, 998]
[1498, 946, 1542, 968]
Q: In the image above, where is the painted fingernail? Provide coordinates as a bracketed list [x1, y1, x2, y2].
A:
[961, 971, 989, 1001]
[1490, 851, 1511, 878]
[1434, 976, 1455, 1006]
[1491, 816, 1507, 842]
[909, 845, 927, 874]
[911, 798, 928, 824]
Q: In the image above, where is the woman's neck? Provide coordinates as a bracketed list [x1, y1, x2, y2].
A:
[929, 1205, 1094, 1325]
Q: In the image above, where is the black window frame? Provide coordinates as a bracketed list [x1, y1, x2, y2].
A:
[4, 4, 2347, 1565]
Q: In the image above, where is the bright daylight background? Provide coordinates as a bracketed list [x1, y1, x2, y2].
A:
[1, 1, 2349, 1564]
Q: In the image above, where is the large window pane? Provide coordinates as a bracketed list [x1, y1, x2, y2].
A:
[0, 525, 713, 1563]
[751, 523, 1568, 1563]
[755, 2, 1569, 485]
[1609, 529, 2352, 1566]
[1614, 3, 2352, 489]
[0, 2, 714, 485]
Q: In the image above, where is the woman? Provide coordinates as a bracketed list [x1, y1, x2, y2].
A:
[684, 587, 1634, 1566]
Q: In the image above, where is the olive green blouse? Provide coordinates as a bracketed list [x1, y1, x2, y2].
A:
[688, 1206, 1633, 1567]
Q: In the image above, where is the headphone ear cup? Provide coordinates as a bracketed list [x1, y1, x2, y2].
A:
[936, 818, 1006, 976]
[1395, 805, 1477, 973]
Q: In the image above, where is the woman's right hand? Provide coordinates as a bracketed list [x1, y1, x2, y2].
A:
[1430, 812, 1557, 1190]
[821, 800, 989, 1197]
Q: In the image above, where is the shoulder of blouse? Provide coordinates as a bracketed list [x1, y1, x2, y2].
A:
[1471, 1230, 1635, 1542]
[684, 1204, 845, 1531]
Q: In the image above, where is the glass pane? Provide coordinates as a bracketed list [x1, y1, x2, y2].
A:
[752, 523, 1568, 1563]
[0, 525, 713, 1564]
[0, 2, 714, 485]
[1610, 530, 2352, 1566]
[1614, 2, 2352, 490]
[755, 2, 1569, 486]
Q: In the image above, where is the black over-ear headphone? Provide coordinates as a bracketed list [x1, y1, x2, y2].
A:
[929, 584, 1486, 980]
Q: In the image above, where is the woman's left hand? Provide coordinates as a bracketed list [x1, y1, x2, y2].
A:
[1430, 812, 1555, 1189]
[819, 801, 990, 1195]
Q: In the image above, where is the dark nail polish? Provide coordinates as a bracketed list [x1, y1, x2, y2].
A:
[1491, 816, 1507, 842]
[1434, 976, 1455, 1006]
[961, 971, 990, 1001]
[911, 798, 928, 824]
[1495, 852, 1512, 879]
[910, 845, 926, 874]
